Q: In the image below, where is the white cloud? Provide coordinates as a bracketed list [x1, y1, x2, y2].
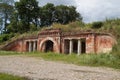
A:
[14, 0, 19, 2]
[38, 0, 76, 6]
[75, 0, 120, 22]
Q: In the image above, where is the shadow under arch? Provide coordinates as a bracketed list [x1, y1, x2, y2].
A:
[44, 40, 53, 52]
[39, 37, 60, 53]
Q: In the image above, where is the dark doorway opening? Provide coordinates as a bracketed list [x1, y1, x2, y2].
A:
[81, 39, 86, 53]
[45, 40, 54, 52]
[26, 42, 29, 51]
[64, 40, 69, 54]
[31, 42, 33, 51]
[73, 39, 78, 54]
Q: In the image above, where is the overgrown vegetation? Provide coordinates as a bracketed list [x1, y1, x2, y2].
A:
[0, 51, 22, 55]
[24, 52, 120, 69]
[0, 0, 82, 34]
[112, 39, 120, 58]
[0, 51, 120, 69]
[0, 0, 120, 71]
[1, 18, 120, 70]
[91, 21, 103, 29]
[0, 33, 14, 44]
[0, 73, 29, 80]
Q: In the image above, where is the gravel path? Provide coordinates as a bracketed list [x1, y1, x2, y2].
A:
[0, 56, 120, 80]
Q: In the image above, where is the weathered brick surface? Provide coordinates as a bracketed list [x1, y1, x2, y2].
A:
[95, 35, 115, 53]
[0, 29, 116, 54]
[1, 39, 24, 52]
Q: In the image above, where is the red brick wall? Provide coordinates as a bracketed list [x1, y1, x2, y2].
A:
[2, 40, 24, 52]
[86, 34, 95, 53]
[38, 37, 61, 53]
[95, 35, 115, 53]
[1, 30, 116, 54]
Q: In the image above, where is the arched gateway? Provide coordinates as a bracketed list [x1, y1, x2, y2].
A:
[44, 40, 53, 52]
[39, 37, 60, 53]
[1, 28, 116, 54]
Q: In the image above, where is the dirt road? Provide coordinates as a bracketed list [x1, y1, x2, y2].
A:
[0, 56, 120, 80]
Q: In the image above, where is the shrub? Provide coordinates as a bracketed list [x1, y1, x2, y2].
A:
[30, 24, 37, 31]
[92, 21, 103, 29]
[0, 33, 14, 43]
[112, 39, 120, 58]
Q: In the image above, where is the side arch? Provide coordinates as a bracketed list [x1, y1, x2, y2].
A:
[39, 37, 60, 53]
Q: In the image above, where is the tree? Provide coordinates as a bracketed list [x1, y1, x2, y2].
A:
[40, 3, 55, 26]
[7, 2, 82, 33]
[39, 3, 82, 26]
[0, 0, 14, 5]
[15, 0, 39, 30]
[0, 18, 3, 34]
[7, 11, 37, 33]
[7, 11, 19, 33]
[0, 3, 14, 32]
[55, 5, 82, 24]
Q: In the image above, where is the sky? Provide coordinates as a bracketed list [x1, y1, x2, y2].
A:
[15, 0, 120, 23]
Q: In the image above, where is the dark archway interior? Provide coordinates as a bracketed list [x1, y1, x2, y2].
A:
[64, 40, 69, 54]
[81, 39, 86, 53]
[26, 42, 29, 51]
[73, 40, 78, 54]
[64, 39, 86, 54]
[45, 40, 54, 52]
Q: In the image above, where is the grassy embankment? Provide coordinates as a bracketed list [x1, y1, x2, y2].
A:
[0, 19, 120, 69]
[0, 51, 120, 69]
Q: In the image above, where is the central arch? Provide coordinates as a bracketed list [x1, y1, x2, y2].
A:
[39, 37, 60, 53]
[45, 40, 53, 52]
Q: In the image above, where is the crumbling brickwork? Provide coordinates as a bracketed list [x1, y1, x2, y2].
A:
[1, 29, 116, 54]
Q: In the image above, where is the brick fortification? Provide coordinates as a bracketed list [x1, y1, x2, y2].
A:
[1, 28, 116, 54]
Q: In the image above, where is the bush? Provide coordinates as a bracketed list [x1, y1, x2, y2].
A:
[92, 21, 103, 29]
[112, 39, 120, 58]
[0, 33, 14, 43]
[30, 24, 37, 31]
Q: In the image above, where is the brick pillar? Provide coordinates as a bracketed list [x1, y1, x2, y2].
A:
[69, 39, 73, 54]
[29, 41, 32, 52]
[77, 39, 81, 55]
[33, 41, 36, 51]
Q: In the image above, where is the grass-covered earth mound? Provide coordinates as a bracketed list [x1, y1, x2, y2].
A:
[0, 19, 120, 69]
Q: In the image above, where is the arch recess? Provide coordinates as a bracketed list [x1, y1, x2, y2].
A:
[39, 37, 60, 53]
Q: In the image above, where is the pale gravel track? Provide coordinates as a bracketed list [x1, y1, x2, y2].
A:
[0, 56, 120, 80]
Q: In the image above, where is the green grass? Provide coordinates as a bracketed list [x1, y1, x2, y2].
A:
[0, 73, 29, 80]
[0, 51, 23, 55]
[24, 52, 120, 69]
[0, 51, 120, 69]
